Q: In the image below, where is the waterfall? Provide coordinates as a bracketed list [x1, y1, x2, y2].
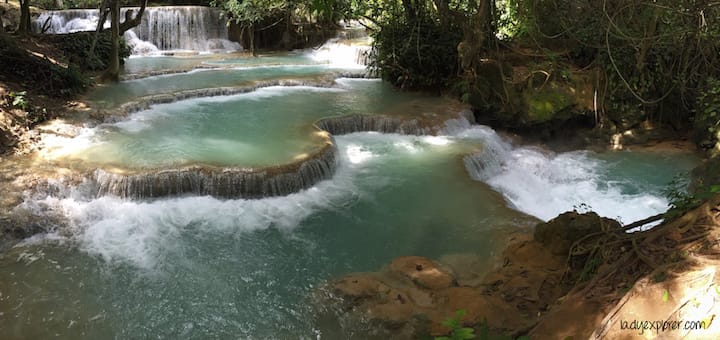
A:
[458, 125, 671, 223]
[130, 6, 239, 52]
[460, 126, 513, 181]
[310, 38, 371, 68]
[33, 9, 101, 34]
[32, 6, 241, 54]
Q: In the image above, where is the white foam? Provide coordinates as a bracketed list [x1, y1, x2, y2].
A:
[24, 132, 463, 269]
[124, 30, 160, 55]
[346, 144, 375, 164]
[307, 38, 370, 69]
[27, 159, 357, 269]
[422, 136, 453, 146]
[33, 8, 241, 55]
[458, 126, 672, 224]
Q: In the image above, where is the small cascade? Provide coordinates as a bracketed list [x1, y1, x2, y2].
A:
[310, 38, 372, 68]
[458, 125, 673, 223]
[439, 109, 476, 135]
[94, 142, 338, 199]
[461, 126, 513, 181]
[315, 114, 430, 136]
[32, 6, 240, 54]
[114, 79, 336, 117]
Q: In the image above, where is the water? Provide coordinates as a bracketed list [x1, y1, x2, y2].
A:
[460, 126, 699, 223]
[52, 79, 457, 170]
[0, 49, 701, 338]
[88, 63, 361, 107]
[1, 133, 527, 339]
[32, 7, 240, 55]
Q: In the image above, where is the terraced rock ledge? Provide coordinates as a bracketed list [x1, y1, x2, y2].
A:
[65, 81, 475, 200]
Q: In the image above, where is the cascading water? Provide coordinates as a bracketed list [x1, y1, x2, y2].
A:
[32, 6, 241, 54]
[130, 6, 240, 52]
[0, 50, 701, 339]
[310, 38, 372, 68]
[32, 9, 101, 34]
[456, 119, 696, 224]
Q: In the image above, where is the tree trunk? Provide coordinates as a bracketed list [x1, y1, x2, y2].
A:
[18, 0, 31, 34]
[477, 0, 495, 46]
[432, 0, 450, 28]
[88, 0, 110, 68]
[250, 24, 256, 57]
[105, 0, 120, 81]
[119, 0, 147, 35]
[281, 7, 291, 50]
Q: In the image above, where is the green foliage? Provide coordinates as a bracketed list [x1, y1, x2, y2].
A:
[8, 91, 28, 110]
[495, 0, 523, 39]
[436, 309, 476, 340]
[213, 0, 283, 26]
[370, 2, 462, 90]
[694, 77, 720, 148]
[518, 0, 720, 134]
[0, 35, 89, 97]
[3, 91, 51, 127]
[663, 173, 720, 219]
[435, 310, 531, 340]
[56, 31, 131, 71]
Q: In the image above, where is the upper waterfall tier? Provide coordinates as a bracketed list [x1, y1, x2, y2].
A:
[32, 6, 241, 54]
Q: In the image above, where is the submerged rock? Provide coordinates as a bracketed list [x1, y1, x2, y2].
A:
[317, 234, 568, 339]
[388, 256, 456, 290]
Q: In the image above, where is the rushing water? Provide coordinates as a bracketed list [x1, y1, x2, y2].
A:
[0, 49, 701, 338]
[33, 7, 241, 55]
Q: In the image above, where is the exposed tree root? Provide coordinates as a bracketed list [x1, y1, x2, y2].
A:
[564, 194, 720, 301]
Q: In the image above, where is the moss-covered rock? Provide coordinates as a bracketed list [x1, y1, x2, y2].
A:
[468, 64, 595, 136]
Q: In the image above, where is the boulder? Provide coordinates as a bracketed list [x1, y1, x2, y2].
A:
[534, 211, 621, 256]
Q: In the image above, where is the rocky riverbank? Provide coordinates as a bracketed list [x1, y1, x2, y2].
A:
[317, 198, 720, 339]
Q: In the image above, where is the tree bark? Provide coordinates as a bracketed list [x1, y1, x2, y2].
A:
[105, 0, 120, 81]
[18, 0, 31, 34]
[88, 0, 110, 67]
[250, 23, 256, 57]
[119, 0, 147, 35]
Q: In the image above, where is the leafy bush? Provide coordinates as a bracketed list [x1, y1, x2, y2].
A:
[55, 31, 131, 71]
[693, 77, 720, 149]
[435, 309, 476, 340]
[370, 4, 462, 91]
[0, 35, 89, 97]
[663, 173, 720, 219]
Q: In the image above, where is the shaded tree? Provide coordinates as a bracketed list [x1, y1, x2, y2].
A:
[213, 0, 288, 56]
[18, 0, 32, 34]
[91, 0, 147, 81]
